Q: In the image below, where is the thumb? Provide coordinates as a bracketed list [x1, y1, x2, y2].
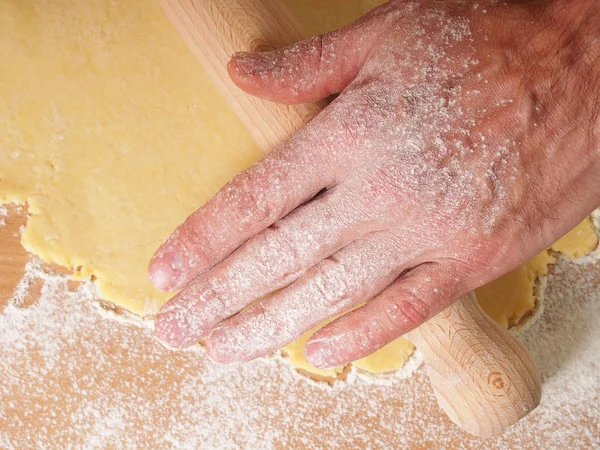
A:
[227, 11, 386, 105]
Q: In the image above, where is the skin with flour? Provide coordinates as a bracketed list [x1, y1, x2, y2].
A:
[150, 0, 600, 369]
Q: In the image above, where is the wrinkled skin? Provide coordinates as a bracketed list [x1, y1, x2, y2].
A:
[149, 0, 600, 369]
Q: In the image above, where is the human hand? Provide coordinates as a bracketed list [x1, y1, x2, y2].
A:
[149, 0, 600, 369]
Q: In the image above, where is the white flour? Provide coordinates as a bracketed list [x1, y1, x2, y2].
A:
[0, 205, 8, 228]
[1, 238, 599, 448]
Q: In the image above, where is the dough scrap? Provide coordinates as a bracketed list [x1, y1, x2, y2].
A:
[0, 0, 597, 377]
[476, 218, 598, 329]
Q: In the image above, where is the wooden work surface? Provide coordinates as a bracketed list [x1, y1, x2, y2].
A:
[1, 205, 599, 448]
[0, 1, 598, 445]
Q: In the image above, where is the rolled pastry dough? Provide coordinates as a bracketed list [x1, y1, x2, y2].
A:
[0, 0, 597, 377]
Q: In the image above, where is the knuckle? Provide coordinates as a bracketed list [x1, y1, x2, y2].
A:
[310, 186, 355, 228]
[224, 172, 275, 228]
[449, 239, 507, 282]
[182, 214, 216, 259]
[204, 278, 232, 312]
[309, 258, 352, 309]
[252, 229, 303, 282]
[383, 292, 432, 332]
[317, 31, 338, 75]
[312, 33, 326, 66]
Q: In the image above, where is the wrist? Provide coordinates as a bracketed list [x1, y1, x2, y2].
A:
[549, 0, 600, 65]
[496, 0, 600, 172]
[532, 0, 600, 158]
[551, 0, 600, 161]
[550, 0, 600, 28]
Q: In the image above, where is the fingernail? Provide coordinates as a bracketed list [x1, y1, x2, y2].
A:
[232, 51, 277, 75]
[204, 339, 232, 365]
[205, 327, 249, 365]
[154, 306, 198, 349]
[149, 252, 185, 291]
[305, 339, 338, 370]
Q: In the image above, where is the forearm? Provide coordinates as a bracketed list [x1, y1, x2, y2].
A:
[569, 0, 600, 165]
[524, 0, 600, 230]
[548, 0, 600, 137]
[464, 0, 600, 244]
[513, 0, 600, 162]
[548, 0, 600, 170]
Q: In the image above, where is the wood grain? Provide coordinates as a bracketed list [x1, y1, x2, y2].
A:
[157, 0, 542, 437]
[159, 0, 324, 152]
[407, 293, 541, 437]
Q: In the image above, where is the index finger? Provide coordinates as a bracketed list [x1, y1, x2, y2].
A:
[148, 128, 337, 292]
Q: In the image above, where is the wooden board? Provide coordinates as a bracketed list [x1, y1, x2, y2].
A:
[1, 204, 599, 448]
[0, 204, 28, 307]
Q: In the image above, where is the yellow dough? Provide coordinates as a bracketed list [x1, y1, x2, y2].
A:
[475, 250, 556, 329]
[0, 0, 263, 314]
[0, 0, 598, 377]
[476, 218, 598, 328]
[550, 217, 599, 258]
[284, 324, 345, 379]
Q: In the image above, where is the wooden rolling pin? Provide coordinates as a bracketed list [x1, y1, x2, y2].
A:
[158, 0, 542, 437]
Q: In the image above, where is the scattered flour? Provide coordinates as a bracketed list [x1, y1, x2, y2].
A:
[579, 208, 600, 262]
[593, 209, 600, 230]
[0, 248, 599, 448]
[0, 205, 8, 228]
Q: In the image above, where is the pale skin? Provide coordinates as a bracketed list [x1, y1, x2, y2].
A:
[149, 0, 600, 369]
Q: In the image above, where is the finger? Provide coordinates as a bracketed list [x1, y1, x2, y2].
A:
[153, 186, 372, 348]
[148, 128, 337, 292]
[204, 231, 421, 364]
[227, 3, 394, 105]
[304, 262, 467, 369]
